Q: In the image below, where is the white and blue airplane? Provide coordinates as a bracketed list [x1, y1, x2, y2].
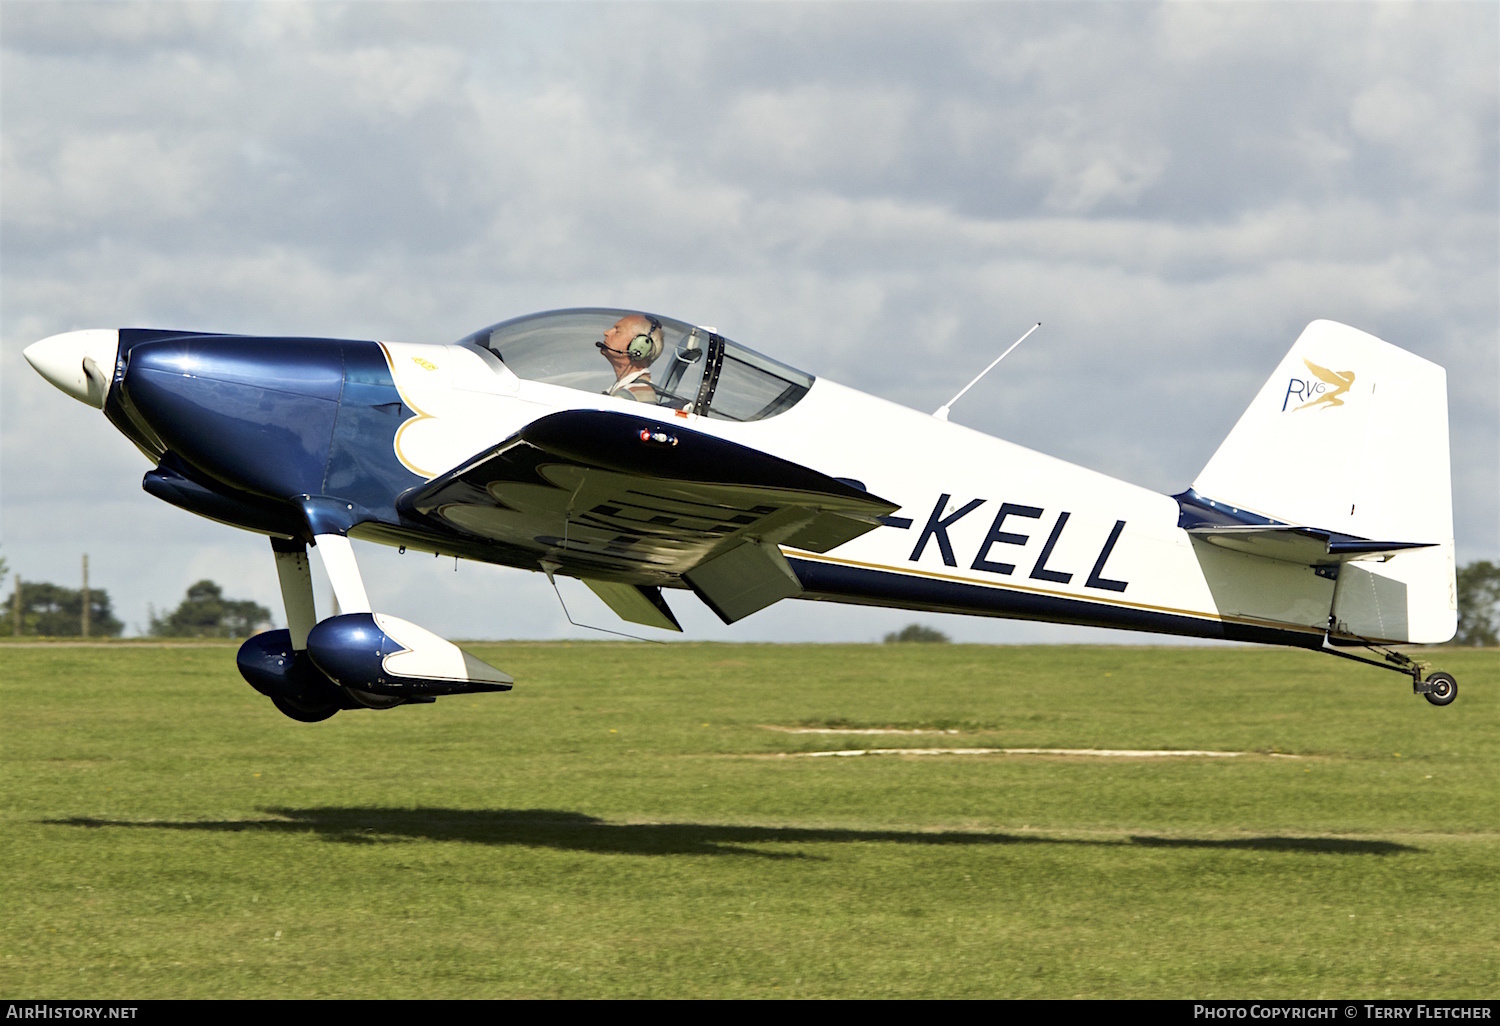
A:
[25, 309, 1459, 720]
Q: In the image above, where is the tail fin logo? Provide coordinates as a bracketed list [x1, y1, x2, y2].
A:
[1282, 358, 1356, 412]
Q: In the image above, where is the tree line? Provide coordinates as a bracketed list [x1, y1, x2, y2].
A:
[3, 555, 272, 638]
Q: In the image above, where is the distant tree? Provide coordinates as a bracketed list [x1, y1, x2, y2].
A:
[1455, 561, 1500, 647]
[150, 580, 273, 639]
[8, 581, 123, 637]
[883, 623, 950, 644]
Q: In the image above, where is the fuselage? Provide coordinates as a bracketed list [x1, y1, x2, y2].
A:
[23, 321, 1338, 650]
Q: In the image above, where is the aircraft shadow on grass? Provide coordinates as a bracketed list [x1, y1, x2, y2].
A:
[49, 809, 1418, 860]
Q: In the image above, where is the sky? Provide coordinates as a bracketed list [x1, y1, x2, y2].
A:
[2, 1, 1496, 644]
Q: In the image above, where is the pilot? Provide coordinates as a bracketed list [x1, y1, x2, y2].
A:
[596, 313, 663, 403]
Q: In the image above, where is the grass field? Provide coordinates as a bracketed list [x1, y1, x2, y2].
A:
[1, 640, 1496, 998]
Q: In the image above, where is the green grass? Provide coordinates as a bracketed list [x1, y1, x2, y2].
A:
[1, 641, 1496, 998]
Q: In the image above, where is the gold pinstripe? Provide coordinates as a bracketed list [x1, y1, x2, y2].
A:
[378, 341, 442, 480]
[782, 548, 1329, 638]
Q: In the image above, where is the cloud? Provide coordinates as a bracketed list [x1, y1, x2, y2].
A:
[1015, 131, 1169, 213]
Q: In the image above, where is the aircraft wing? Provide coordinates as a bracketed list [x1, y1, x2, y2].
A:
[400, 409, 900, 624]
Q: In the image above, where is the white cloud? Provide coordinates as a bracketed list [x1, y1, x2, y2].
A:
[714, 84, 919, 180]
[1015, 130, 1169, 213]
[3, 130, 223, 232]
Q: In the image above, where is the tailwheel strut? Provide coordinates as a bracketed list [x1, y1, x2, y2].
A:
[1319, 632, 1456, 707]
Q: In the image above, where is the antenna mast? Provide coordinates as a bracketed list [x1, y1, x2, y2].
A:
[934, 322, 1040, 422]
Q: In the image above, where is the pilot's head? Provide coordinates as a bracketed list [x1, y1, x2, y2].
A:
[597, 314, 663, 374]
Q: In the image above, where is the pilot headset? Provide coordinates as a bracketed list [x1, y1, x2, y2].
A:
[627, 317, 664, 363]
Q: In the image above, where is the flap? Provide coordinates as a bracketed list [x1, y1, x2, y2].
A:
[582, 579, 683, 632]
[685, 540, 803, 624]
[400, 410, 899, 588]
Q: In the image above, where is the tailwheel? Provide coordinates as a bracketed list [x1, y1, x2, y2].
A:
[1421, 671, 1457, 707]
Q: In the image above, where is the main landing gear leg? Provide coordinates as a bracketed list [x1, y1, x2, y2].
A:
[271, 537, 317, 650]
[311, 533, 372, 615]
[1320, 632, 1457, 707]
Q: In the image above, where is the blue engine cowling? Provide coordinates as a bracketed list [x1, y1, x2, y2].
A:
[122, 336, 343, 502]
[305, 613, 513, 697]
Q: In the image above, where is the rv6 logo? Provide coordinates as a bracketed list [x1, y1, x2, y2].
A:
[1283, 357, 1355, 412]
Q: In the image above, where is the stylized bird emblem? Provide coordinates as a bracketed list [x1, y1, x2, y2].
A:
[1296, 358, 1355, 410]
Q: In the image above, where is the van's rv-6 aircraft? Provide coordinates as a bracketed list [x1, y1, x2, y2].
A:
[25, 310, 1460, 720]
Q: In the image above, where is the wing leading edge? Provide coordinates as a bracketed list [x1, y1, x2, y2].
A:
[399, 409, 900, 624]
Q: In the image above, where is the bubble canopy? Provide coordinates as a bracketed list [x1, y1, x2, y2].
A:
[455, 308, 814, 422]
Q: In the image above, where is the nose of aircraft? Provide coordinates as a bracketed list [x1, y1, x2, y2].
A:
[23, 329, 120, 408]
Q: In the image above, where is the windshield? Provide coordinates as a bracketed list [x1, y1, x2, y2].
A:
[456, 308, 813, 421]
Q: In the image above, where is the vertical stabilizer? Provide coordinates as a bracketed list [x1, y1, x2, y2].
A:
[1191, 321, 1455, 643]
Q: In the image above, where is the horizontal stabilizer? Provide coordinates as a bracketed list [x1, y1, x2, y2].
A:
[1186, 525, 1435, 566]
